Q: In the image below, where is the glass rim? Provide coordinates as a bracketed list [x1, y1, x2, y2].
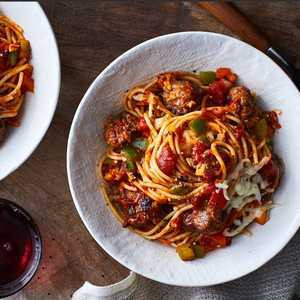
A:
[0, 199, 42, 298]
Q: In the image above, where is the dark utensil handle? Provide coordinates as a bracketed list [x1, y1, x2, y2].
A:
[199, 1, 270, 52]
[200, 1, 297, 78]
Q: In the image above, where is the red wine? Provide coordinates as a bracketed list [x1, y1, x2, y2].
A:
[0, 199, 42, 297]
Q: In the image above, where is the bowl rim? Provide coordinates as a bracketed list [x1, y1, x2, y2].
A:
[0, 2, 61, 180]
[67, 31, 300, 287]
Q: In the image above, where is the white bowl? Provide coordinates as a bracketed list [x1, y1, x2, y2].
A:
[0, 2, 60, 180]
[67, 32, 300, 286]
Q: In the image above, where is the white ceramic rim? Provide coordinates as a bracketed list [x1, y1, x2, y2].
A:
[0, 2, 61, 180]
[67, 31, 300, 287]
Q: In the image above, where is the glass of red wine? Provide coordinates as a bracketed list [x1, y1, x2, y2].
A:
[0, 199, 42, 298]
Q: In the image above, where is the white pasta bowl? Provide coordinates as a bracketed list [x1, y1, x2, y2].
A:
[0, 3, 60, 180]
[67, 32, 300, 286]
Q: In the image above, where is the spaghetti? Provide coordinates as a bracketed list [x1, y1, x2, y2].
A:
[0, 16, 34, 142]
[99, 68, 282, 260]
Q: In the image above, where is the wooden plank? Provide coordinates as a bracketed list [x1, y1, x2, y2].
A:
[3, 1, 299, 298]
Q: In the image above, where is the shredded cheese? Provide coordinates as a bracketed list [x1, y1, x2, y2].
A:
[223, 206, 259, 237]
[217, 158, 271, 211]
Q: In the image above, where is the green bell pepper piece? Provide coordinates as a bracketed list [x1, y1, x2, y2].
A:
[122, 145, 138, 160]
[170, 185, 190, 195]
[189, 119, 207, 135]
[255, 119, 268, 139]
[198, 71, 216, 85]
[193, 244, 205, 258]
[8, 51, 18, 67]
[126, 160, 136, 171]
[103, 157, 114, 165]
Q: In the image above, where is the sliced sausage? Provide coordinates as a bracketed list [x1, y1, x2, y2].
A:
[192, 141, 209, 165]
[102, 161, 127, 183]
[104, 113, 137, 148]
[187, 189, 226, 234]
[158, 73, 200, 115]
[116, 189, 160, 228]
[228, 86, 254, 118]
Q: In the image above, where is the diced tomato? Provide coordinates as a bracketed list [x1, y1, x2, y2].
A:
[137, 117, 150, 137]
[216, 67, 237, 83]
[216, 68, 231, 79]
[21, 73, 34, 92]
[200, 233, 231, 252]
[208, 81, 225, 105]
[191, 184, 215, 208]
[208, 189, 227, 210]
[192, 141, 208, 164]
[259, 159, 279, 188]
[157, 144, 177, 175]
[210, 233, 231, 247]
[203, 169, 216, 182]
[208, 79, 233, 106]
[226, 73, 237, 83]
[200, 110, 215, 121]
[220, 78, 234, 90]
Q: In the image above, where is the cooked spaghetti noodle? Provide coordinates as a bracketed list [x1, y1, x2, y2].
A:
[99, 68, 282, 260]
[0, 16, 34, 142]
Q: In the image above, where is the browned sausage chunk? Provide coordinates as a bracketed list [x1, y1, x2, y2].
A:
[158, 73, 200, 115]
[191, 206, 223, 234]
[228, 86, 254, 118]
[102, 161, 127, 183]
[116, 189, 160, 228]
[184, 188, 226, 234]
[104, 113, 137, 148]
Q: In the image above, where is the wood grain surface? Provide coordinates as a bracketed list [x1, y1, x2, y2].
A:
[3, 1, 300, 299]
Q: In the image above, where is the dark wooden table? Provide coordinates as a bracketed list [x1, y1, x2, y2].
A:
[4, 1, 300, 299]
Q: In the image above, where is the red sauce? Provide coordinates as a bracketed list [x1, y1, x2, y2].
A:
[192, 141, 208, 164]
[0, 42, 9, 73]
[191, 184, 215, 209]
[208, 189, 227, 210]
[259, 159, 280, 188]
[200, 233, 231, 252]
[137, 117, 150, 137]
[208, 79, 232, 106]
